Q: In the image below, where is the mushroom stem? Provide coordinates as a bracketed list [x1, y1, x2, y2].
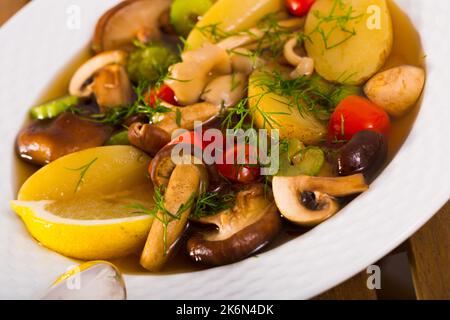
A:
[283, 36, 314, 78]
[140, 164, 204, 271]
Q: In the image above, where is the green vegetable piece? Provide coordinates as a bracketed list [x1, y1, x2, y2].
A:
[331, 85, 360, 107]
[170, 0, 213, 37]
[127, 44, 179, 84]
[278, 141, 325, 177]
[106, 130, 130, 146]
[30, 95, 79, 120]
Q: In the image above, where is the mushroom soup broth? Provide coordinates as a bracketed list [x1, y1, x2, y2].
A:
[13, 1, 425, 273]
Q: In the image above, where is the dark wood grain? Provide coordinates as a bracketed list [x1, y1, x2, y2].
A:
[0, 0, 29, 26]
[315, 271, 378, 300]
[408, 201, 450, 300]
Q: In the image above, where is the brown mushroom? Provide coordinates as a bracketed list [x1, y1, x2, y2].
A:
[154, 102, 222, 134]
[272, 174, 369, 226]
[140, 163, 208, 271]
[16, 112, 113, 166]
[91, 64, 134, 112]
[92, 0, 171, 52]
[187, 184, 281, 266]
[127, 122, 171, 156]
[69, 50, 128, 98]
[149, 143, 222, 191]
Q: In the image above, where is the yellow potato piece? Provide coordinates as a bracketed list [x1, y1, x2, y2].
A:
[185, 0, 284, 50]
[305, 0, 393, 85]
[248, 73, 327, 145]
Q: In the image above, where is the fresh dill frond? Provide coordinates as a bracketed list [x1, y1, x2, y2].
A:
[308, 0, 364, 50]
[190, 191, 236, 219]
[65, 157, 98, 193]
[127, 186, 196, 255]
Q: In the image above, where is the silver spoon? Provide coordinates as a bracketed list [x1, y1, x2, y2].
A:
[41, 261, 127, 300]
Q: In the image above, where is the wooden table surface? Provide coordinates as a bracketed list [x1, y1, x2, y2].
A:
[1, 0, 449, 300]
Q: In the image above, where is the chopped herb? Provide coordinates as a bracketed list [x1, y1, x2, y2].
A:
[308, 0, 364, 50]
[127, 186, 195, 255]
[190, 191, 236, 219]
[65, 158, 98, 193]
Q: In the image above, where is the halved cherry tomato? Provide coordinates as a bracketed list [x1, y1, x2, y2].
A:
[145, 84, 179, 106]
[216, 143, 260, 183]
[328, 95, 391, 142]
[285, 0, 316, 17]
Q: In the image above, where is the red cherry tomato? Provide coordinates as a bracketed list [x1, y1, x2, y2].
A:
[328, 95, 391, 142]
[216, 143, 260, 183]
[145, 84, 178, 106]
[285, 0, 316, 17]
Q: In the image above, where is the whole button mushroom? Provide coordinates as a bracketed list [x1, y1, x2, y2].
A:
[187, 184, 281, 266]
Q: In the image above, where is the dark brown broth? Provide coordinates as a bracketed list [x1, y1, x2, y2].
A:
[12, 1, 424, 275]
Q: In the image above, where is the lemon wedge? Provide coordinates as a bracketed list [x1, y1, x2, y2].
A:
[10, 146, 155, 260]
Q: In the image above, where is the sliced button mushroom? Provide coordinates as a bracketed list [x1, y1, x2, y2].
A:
[165, 44, 232, 105]
[91, 64, 134, 112]
[230, 48, 263, 75]
[201, 73, 248, 108]
[154, 102, 222, 135]
[69, 50, 128, 98]
[140, 164, 207, 271]
[272, 174, 368, 226]
[92, 0, 171, 52]
[16, 112, 113, 166]
[284, 37, 314, 78]
[187, 184, 281, 266]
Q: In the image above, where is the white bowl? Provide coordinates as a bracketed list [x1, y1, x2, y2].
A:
[1, 0, 449, 299]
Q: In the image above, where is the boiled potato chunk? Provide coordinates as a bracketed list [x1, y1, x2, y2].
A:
[185, 0, 284, 50]
[18, 146, 151, 201]
[248, 73, 327, 145]
[305, 0, 393, 85]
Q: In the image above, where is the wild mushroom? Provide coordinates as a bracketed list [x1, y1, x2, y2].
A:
[201, 73, 248, 108]
[69, 50, 128, 98]
[283, 36, 314, 78]
[230, 48, 263, 75]
[217, 18, 305, 51]
[92, 0, 171, 52]
[91, 64, 134, 112]
[149, 143, 221, 191]
[16, 112, 113, 166]
[272, 174, 368, 226]
[140, 163, 208, 271]
[187, 184, 281, 266]
[127, 122, 171, 156]
[164, 44, 232, 105]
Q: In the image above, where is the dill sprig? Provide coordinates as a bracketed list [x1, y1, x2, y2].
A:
[250, 71, 335, 119]
[191, 191, 236, 219]
[308, 0, 364, 50]
[89, 81, 172, 126]
[127, 186, 195, 255]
